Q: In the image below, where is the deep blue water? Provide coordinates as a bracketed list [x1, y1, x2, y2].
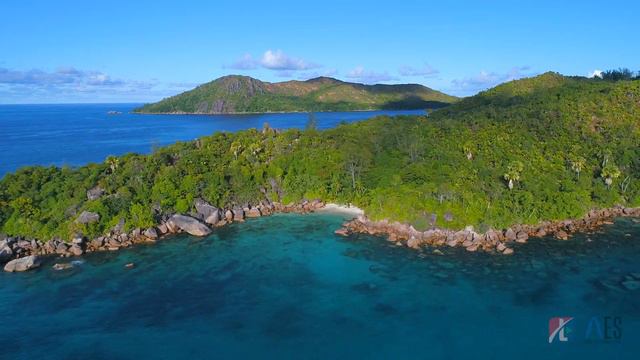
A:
[1, 104, 639, 358]
[0, 213, 638, 359]
[0, 103, 425, 177]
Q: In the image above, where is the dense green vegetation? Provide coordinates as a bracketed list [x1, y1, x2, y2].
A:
[1, 72, 639, 241]
[134, 75, 457, 114]
[600, 68, 640, 81]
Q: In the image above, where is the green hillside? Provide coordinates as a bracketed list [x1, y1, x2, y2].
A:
[134, 75, 458, 113]
[1, 72, 638, 241]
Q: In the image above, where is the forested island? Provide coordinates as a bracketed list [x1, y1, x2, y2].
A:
[134, 75, 458, 114]
[1, 71, 639, 270]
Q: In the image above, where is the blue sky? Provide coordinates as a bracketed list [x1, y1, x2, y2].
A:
[1, 0, 638, 103]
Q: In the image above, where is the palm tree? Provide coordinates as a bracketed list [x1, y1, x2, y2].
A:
[601, 163, 621, 189]
[569, 156, 586, 178]
[462, 143, 473, 160]
[503, 161, 523, 190]
[106, 156, 119, 173]
[599, 149, 612, 168]
[230, 140, 243, 160]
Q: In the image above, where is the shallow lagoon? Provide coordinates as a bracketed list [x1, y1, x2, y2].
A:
[1, 213, 638, 359]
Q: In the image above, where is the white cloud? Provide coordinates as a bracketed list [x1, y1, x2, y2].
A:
[588, 69, 603, 78]
[345, 66, 397, 84]
[224, 53, 259, 70]
[260, 49, 318, 70]
[0, 66, 191, 103]
[224, 50, 320, 72]
[0, 67, 125, 87]
[451, 66, 535, 95]
[296, 69, 338, 80]
[399, 63, 439, 78]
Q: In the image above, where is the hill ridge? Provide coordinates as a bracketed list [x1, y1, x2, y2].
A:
[135, 75, 457, 114]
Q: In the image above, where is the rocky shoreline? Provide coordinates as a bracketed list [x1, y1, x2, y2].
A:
[1, 199, 326, 272]
[2, 201, 638, 272]
[335, 206, 640, 255]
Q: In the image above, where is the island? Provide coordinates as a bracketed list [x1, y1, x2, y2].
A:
[1, 71, 639, 271]
[133, 75, 458, 114]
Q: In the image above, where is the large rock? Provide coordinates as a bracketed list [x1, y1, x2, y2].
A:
[55, 242, 69, 255]
[76, 211, 100, 224]
[87, 186, 104, 200]
[157, 223, 168, 235]
[246, 207, 262, 218]
[43, 240, 56, 253]
[90, 237, 104, 249]
[17, 240, 32, 250]
[195, 199, 219, 222]
[167, 215, 212, 237]
[69, 244, 83, 256]
[504, 228, 517, 242]
[0, 245, 13, 262]
[555, 230, 569, 240]
[108, 238, 121, 248]
[515, 231, 528, 243]
[407, 236, 421, 249]
[4, 255, 41, 272]
[143, 227, 158, 240]
[233, 208, 245, 222]
[52, 263, 73, 271]
[205, 209, 222, 225]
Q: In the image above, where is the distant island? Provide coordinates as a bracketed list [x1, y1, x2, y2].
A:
[2, 70, 639, 271]
[133, 75, 458, 114]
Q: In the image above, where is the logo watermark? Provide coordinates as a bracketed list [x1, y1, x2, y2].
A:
[548, 317, 573, 343]
[548, 316, 622, 344]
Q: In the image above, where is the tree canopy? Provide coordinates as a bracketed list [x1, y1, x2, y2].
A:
[1, 72, 638, 241]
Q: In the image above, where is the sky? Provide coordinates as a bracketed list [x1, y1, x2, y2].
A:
[0, 0, 638, 103]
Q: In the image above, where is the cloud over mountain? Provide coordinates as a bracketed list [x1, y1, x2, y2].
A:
[225, 50, 319, 71]
[346, 66, 397, 84]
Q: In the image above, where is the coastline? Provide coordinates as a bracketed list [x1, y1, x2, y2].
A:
[316, 203, 365, 215]
[1, 199, 326, 272]
[2, 198, 639, 272]
[335, 205, 640, 255]
[131, 108, 430, 116]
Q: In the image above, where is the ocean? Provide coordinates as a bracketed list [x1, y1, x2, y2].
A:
[0, 213, 638, 359]
[0, 105, 638, 359]
[0, 104, 425, 177]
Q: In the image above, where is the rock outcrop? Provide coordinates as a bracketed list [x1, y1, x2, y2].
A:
[76, 211, 100, 224]
[336, 206, 640, 255]
[233, 208, 245, 222]
[143, 227, 158, 240]
[167, 215, 212, 237]
[194, 199, 221, 225]
[5, 200, 632, 273]
[0, 243, 13, 262]
[4, 255, 41, 272]
[86, 186, 104, 200]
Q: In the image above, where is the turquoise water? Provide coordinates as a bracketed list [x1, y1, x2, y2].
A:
[0, 104, 425, 177]
[0, 213, 638, 359]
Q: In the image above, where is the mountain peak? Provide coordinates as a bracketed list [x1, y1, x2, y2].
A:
[136, 75, 457, 114]
[304, 76, 344, 85]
